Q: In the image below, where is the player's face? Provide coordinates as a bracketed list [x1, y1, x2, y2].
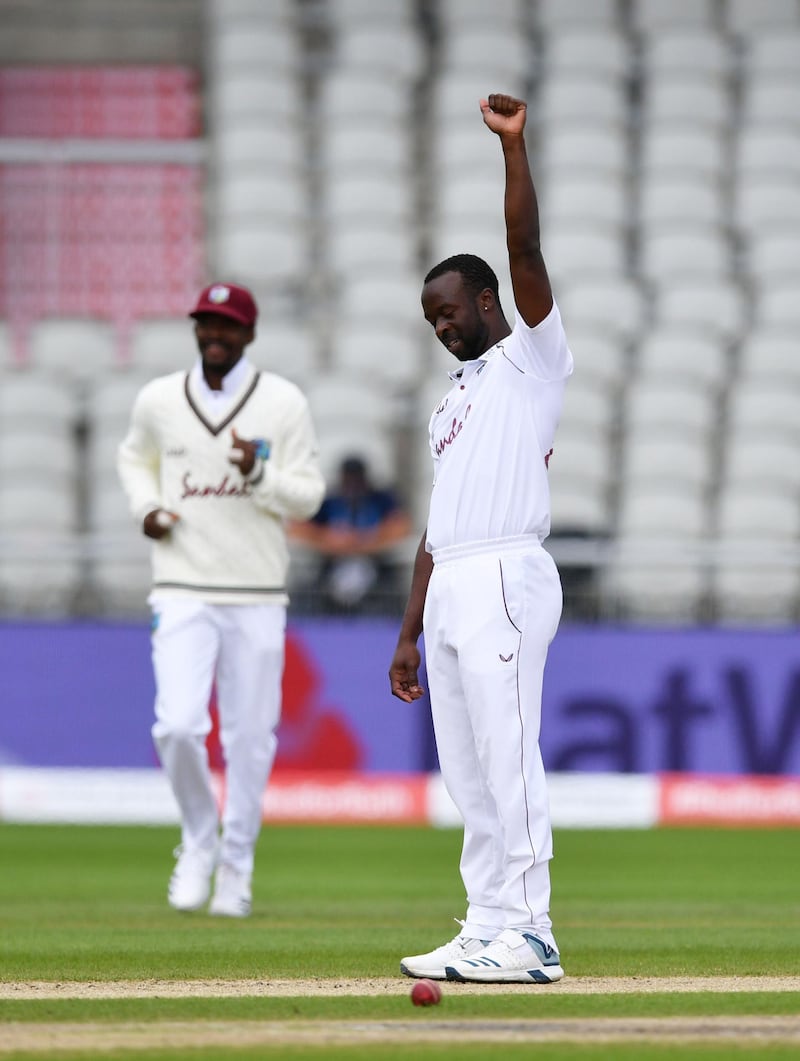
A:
[193, 313, 254, 376]
[422, 272, 490, 362]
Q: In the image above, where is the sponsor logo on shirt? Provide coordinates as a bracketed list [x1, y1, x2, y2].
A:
[180, 472, 253, 499]
[434, 405, 471, 458]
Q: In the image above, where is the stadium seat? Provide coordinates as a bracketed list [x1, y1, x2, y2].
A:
[211, 23, 301, 74]
[0, 431, 77, 483]
[631, 0, 716, 31]
[322, 173, 414, 226]
[726, 0, 800, 35]
[737, 329, 800, 386]
[542, 172, 629, 230]
[623, 379, 719, 442]
[215, 220, 310, 287]
[640, 29, 732, 77]
[740, 79, 800, 131]
[247, 320, 319, 387]
[638, 174, 727, 229]
[439, 27, 534, 80]
[752, 280, 800, 330]
[547, 433, 615, 493]
[317, 121, 414, 179]
[0, 549, 83, 616]
[544, 225, 628, 284]
[214, 120, 306, 175]
[725, 380, 800, 441]
[537, 74, 629, 127]
[426, 122, 500, 180]
[741, 29, 800, 78]
[212, 73, 302, 124]
[216, 172, 308, 226]
[616, 481, 711, 538]
[549, 477, 612, 536]
[721, 436, 800, 491]
[26, 318, 118, 381]
[557, 276, 647, 345]
[712, 554, 800, 625]
[633, 328, 729, 392]
[0, 371, 79, 434]
[540, 122, 629, 179]
[560, 327, 628, 390]
[734, 127, 800, 181]
[746, 231, 800, 283]
[325, 0, 418, 26]
[317, 70, 413, 123]
[638, 226, 731, 282]
[556, 377, 619, 439]
[126, 318, 197, 376]
[603, 536, 710, 623]
[652, 277, 747, 344]
[536, 0, 620, 30]
[639, 124, 728, 182]
[328, 321, 424, 389]
[543, 28, 631, 79]
[716, 484, 800, 540]
[619, 432, 714, 492]
[338, 269, 422, 329]
[641, 74, 732, 132]
[0, 478, 75, 532]
[325, 223, 419, 282]
[314, 422, 397, 487]
[332, 23, 426, 80]
[305, 374, 393, 431]
[735, 176, 800, 237]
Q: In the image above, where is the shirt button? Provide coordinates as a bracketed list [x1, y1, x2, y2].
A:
[460, 385, 465, 390]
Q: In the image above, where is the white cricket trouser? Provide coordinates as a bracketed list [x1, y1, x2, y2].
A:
[423, 535, 563, 948]
[150, 597, 286, 876]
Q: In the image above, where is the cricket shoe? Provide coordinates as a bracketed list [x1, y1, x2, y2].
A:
[209, 863, 252, 918]
[445, 929, 564, 983]
[168, 845, 217, 912]
[400, 923, 492, 979]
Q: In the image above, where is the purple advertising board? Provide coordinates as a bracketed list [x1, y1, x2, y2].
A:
[1, 620, 799, 775]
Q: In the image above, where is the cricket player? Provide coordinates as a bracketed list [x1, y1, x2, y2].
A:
[389, 94, 574, 982]
[118, 282, 325, 917]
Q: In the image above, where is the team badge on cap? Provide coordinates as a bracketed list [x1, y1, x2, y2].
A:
[207, 285, 231, 305]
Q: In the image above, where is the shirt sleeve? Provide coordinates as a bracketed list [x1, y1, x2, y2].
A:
[116, 386, 163, 525]
[505, 300, 574, 383]
[249, 394, 326, 521]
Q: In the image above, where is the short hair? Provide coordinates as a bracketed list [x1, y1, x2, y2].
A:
[424, 253, 501, 302]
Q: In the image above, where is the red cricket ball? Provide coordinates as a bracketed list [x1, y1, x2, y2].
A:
[410, 978, 443, 1006]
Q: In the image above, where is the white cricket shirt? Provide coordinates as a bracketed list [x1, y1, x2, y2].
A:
[425, 300, 573, 554]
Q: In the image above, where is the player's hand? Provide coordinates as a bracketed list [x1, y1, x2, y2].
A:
[389, 641, 425, 702]
[228, 427, 257, 476]
[480, 94, 527, 137]
[143, 509, 180, 539]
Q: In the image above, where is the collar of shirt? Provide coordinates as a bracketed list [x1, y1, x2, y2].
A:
[190, 355, 251, 414]
[448, 350, 492, 383]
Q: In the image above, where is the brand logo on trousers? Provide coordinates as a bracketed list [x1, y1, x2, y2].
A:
[500, 653, 514, 662]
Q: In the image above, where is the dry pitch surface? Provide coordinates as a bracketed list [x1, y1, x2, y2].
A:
[2, 977, 799, 1052]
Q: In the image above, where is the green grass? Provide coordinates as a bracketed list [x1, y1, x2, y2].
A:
[0, 823, 798, 1059]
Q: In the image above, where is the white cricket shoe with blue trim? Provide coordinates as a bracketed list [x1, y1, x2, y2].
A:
[400, 923, 491, 979]
[445, 928, 564, 983]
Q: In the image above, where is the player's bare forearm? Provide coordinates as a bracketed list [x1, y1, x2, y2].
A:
[481, 93, 552, 327]
[389, 531, 432, 701]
